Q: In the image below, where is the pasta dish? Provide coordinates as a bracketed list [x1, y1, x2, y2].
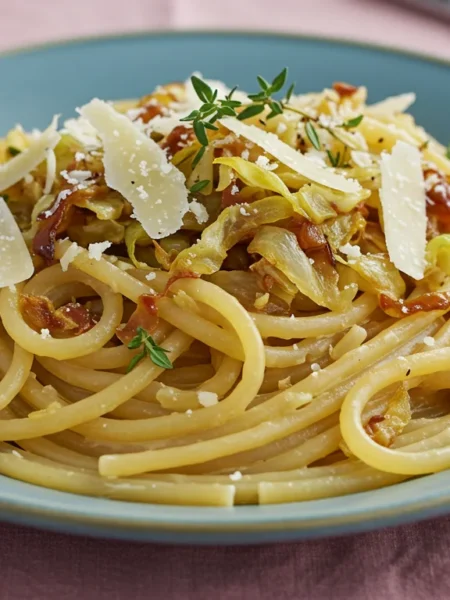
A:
[0, 70, 450, 506]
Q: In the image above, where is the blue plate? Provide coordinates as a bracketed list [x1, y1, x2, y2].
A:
[0, 32, 449, 544]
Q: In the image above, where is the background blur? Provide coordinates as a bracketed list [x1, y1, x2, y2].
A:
[1, 0, 449, 58]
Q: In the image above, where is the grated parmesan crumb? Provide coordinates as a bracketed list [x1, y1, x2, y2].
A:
[278, 376, 292, 391]
[241, 149, 250, 160]
[88, 241, 111, 260]
[311, 363, 321, 372]
[255, 155, 277, 171]
[189, 200, 209, 224]
[254, 292, 270, 310]
[339, 243, 361, 259]
[229, 471, 242, 481]
[423, 336, 435, 347]
[145, 272, 156, 281]
[197, 391, 219, 407]
[40, 328, 51, 340]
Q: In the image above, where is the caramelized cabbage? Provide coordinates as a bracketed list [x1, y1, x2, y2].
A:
[322, 212, 366, 251]
[426, 235, 450, 274]
[72, 191, 123, 220]
[248, 226, 357, 310]
[250, 258, 299, 306]
[207, 270, 288, 314]
[366, 385, 411, 447]
[213, 157, 308, 218]
[337, 252, 406, 298]
[68, 219, 125, 247]
[170, 196, 293, 276]
[125, 222, 151, 268]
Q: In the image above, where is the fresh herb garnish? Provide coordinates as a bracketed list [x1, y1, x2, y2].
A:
[342, 115, 364, 129]
[326, 150, 341, 168]
[182, 69, 296, 166]
[446, 143, 450, 160]
[8, 146, 21, 156]
[1, 194, 9, 202]
[305, 121, 321, 151]
[189, 179, 210, 193]
[127, 327, 173, 373]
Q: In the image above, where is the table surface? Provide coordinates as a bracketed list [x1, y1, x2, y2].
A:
[1, 1, 449, 599]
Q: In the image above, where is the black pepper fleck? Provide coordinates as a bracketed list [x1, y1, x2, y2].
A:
[406, 369, 411, 376]
[378, 137, 384, 143]
[131, 181, 135, 185]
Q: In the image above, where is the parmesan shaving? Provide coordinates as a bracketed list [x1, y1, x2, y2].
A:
[62, 116, 102, 150]
[0, 116, 60, 192]
[219, 118, 361, 193]
[44, 148, 56, 194]
[80, 99, 189, 239]
[60, 242, 82, 272]
[367, 93, 416, 117]
[88, 241, 112, 260]
[189, 200, 209, 224]
[0, 197, 34, 286]
[379, 141, 426, 280]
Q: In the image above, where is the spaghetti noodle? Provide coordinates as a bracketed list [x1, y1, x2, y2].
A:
[0, 72, 449, 506]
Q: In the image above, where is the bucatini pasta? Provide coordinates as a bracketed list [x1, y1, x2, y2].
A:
[0, 70, 449, 506]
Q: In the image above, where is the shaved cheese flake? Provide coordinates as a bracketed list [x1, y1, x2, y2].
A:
[0, 197, 34, 286]
[60, 242, 82, 271]
[0, 116, 60, 192]
[219, 118, 361, 193]
[380, 141, 426, 280]
[88, 241, 112, 260]
[189, 200, 208, 224]
[367, 93, 416, 117]
[62, 116, 102, 150]
[81, 99, 189, 239]
[43, 148, 56, 194]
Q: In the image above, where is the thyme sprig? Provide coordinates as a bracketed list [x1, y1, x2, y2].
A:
[182, 69, 364, 169]
[126, 327, 173, 373]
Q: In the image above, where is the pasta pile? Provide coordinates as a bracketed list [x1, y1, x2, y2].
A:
[0, 73, 449, 506]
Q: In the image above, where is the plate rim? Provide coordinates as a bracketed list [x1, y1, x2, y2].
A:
[0, 28, 449, 68]
[0, 29, 449, 542]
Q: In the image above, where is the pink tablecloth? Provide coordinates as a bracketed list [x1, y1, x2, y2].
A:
[1, 2, 450, 599]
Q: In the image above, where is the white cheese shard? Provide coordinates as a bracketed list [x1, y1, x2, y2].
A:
[367, 93, 416, 117]
[62, 116, 102, 150]
[339, 243, 362, 259]
[0, 116, 60, 192]
[0, 197, 34, 286]
[189, 200, 209, 224]
[88, 241, 112, 260]
[80, 99, 189, 239]
[350, 150, 372, 168]
[219, 118, 361, 193]
[197, 391, 219, 407]
[60, 242, 82, 272]
[379, 141, 426, 280]
[43, 149, 56, 194]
